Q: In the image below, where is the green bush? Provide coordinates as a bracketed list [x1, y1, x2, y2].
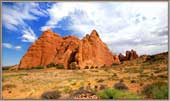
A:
[69, 62, 76, 69]
[84, 66, 89, 69]
[141, 82, 168, 99]
[55, 64, 65, 69]
[96, 88, 141, 99]
[90, 66, 95, 69]
[97, 79, 104, 83]
[47, 62, 56, 68]
[32, 66, 44, 69]
[112, 63, 119, 66]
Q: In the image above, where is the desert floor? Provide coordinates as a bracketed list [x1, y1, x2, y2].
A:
[2, 60, 168, 99]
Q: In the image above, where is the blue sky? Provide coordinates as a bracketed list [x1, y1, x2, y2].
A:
[2, 2, 168, 66]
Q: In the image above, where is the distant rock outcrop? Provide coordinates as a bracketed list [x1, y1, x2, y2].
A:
[18, 29, 120, 69]
[118, 49, 139, 61]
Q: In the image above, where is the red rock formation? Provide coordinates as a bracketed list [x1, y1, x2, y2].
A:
[75, 30, 120, 68]
[118, 49, 139, 61]
[18, 29, 120, 69]
[118, 53, 127, 61]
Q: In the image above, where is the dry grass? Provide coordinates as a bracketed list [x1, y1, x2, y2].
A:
[2, 52, 168, 99]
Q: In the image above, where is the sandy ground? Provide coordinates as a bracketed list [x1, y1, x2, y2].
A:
[2, 62, 168, 99]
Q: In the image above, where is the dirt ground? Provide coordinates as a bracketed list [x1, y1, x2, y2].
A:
[2, 61, 168, 99]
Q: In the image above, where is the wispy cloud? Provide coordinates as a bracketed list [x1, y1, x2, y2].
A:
[41, 2, 168, 55]
[14, 46, 22, 50]
[2, 43, 22, 50]
[2, 43, 13, 49]
[2, 2, 47, 31]
[21, 27, 37, 42]
[2, 2, 46, 43]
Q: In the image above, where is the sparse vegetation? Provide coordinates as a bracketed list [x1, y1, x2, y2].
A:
[2, 66, 11, 70]
[84, 66, 89, 69]
[97, 79, 104, 83]
[141, 82, 168, 99]
[41, 90, 61, 99]
[90, 66, 95, 69]
[112, 63, 119, 66]
[2, 52, 168, 99]
[97, 88, 141, 99]
[114, 80, 128, 90]
[130, 80, 136, 83]
[32, 66, 44, 69]
[47, 62, 56, 68]
[55, 64, 65, 69]
[3, 84, 16, 91]
[69, 62, 78, 70]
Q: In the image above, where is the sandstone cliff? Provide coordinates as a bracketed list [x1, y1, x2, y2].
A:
[19, 29, 120, 69]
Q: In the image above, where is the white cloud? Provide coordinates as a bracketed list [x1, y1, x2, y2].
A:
[14, 46, 22, 50]
[2, 43, 22, 50]
[21, 27, 37, 42]
[2, 2, 46, 31]
[41, 2, 168, 55]
[2, 3, 46, 43]
[2, 43, 13, 49]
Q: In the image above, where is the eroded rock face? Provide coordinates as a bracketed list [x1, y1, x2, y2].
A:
[19, 29, 120, 69]
[118, 49, 139, 61]
[75, 30, 120, 68]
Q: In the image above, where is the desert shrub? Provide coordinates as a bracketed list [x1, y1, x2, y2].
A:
[154, 70, 161, 73]
[94, 85, 98, 91]
[69, 62, 78, 70]
[140, 83, 144, 86]
[99, 84, 107, 90]
[114, 80, 128, 90]
[112, 63, 119, 66]
[55, 64, 64, 69]
[63, 86, 72, 94]
[90, 66, 95, 69]
[97, 79, 104, 83]
[47, 62, 56, 68]
[2, 66, 11, 70]
[3, 84, 16, 91]
[41, 90, 61, 99]
[130, 80, 136, 83]
[157, 74, 168, 79]
[84, 66, 89, 69]
[141, 82, 168, 99]
[112, 73, 117, 77]
[97, 88, 141, 99]
[71, 88, 99, 99]
[150, 73, 154, 76]
[32, 66, 44, 69]
[95, 66, 98, 69]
